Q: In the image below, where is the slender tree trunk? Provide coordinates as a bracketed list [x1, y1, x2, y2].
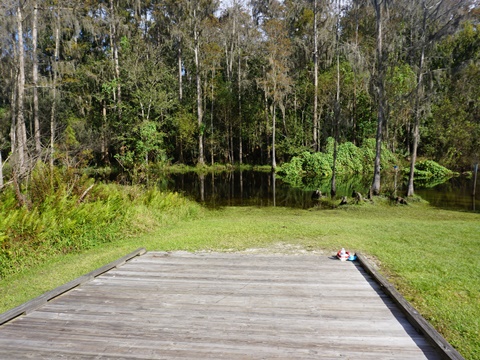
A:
[33, 1, 41, 157]
[238, 54, 243, 165]
[372, 89, 386, 195]
[178, 41, 183, 101]
[272, 104, 276, 170]
[114, 24, 122, 121]
[102, 101, 109, 163]
[16, 5, 28, 174]
[331, 46, 341, 198]
[110, 0, 122, 121]
[263, 66, 270, 164]
[211, 68, 215, 165]
[407, 0, 427, 197]
[313, 0, 319, 152]
[10, 68, 17, 157]
[371, 0, 386, 196]
[50, 24, 60, 168]
[331, 0, 342, 198]
[194, 8, 204, 165]
[281, 102, 287, 136]
[352, 2, 359, 146]
[407, 111, 421, 196]
[352, 80, 357, 145]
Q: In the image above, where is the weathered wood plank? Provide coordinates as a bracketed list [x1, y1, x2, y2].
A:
[0, 251, 449, 359]
[0, 248, 146, 326]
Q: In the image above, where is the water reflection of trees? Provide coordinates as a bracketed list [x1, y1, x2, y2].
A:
[164, 170, 479, 211]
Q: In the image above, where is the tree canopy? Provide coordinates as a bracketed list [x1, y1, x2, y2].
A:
[0, 0, 478, 192]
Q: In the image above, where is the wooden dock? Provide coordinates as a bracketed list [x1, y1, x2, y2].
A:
[0, 251, 446, 359]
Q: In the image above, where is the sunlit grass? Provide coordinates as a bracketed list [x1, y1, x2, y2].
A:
[1, 198, 479, 359]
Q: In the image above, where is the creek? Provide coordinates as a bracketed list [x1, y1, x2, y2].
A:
[159, 171, 480, 212]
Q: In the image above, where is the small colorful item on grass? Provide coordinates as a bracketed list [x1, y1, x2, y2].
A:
[337, 248, 349, 261]
[337, 248, 357, 261]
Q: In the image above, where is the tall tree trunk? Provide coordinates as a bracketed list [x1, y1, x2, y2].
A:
[371, 0, 387, 196]
[238, 54, 243, 165]
[352, 79, 357, 145]
[313, 0, 319, 152]
[178, 42, 183, 101]
[194, 8, 204, 165]
[10, 67, 17, 157]
[331, 4, 342, 198]
[211, 68, 215, 165]
[331, 42, 341, 198]
[33, 0, 41, 157]
[263, 66, 269, 164]
[272, 104, 276, 170]
[102, 101, 109, 163]
[352, 1, 360, 146]
[110, 0, 122, 121]
[407, 0, 427, 197]
[50, 24, 60, 168]
[280, 102, 287, 136]
[16, 4, 28, 174]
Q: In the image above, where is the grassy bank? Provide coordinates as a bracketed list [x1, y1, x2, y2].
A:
[1, 197, 479, 359]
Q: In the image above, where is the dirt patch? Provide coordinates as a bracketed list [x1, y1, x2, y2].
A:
[220, 242, 329, 256]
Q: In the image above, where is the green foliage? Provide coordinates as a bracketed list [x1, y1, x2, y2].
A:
[302, 150, 333, 176]
[110, 33, 177, 177]
[414, 160, 452, 178]
[0, 164, 202, 279]
[175, 109, 197, 151]
[114, 121, 168, 183]
[386, 63, 416, 97]
[277, 138, 398, 187]
[1, 1, 477, 173]
[137, 121, 166, 163]
[354, 92, 377, 143]
[361, 138, 398, 170]
[330, 139, 364, 174]
[422, 21, 480, 170]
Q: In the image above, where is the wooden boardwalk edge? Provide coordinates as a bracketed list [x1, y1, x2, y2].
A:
[356, 253, 465, 360]
[0, 249, 465, 359]
[0, 247, 147, 326]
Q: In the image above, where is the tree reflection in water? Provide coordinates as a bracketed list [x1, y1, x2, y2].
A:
[162, 171, 479, 212]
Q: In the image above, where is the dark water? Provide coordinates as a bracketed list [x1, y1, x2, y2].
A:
[159, 171, 480, 212]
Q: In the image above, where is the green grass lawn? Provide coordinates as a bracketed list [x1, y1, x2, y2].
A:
[1, 199, 479, 359]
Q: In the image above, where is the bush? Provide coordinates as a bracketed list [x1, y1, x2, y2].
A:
[0, 164, 202, 279]
[277, 138, 398, 187]
[413, 160, 453, 179]
[333, 140, 364, 174]
[361, 138, 398, 172]
[302, 151, 333, 177]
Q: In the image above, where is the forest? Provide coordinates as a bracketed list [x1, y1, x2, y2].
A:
[0, 0, 479, 195]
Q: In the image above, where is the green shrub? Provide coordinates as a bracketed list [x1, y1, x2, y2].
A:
[0, 164, 202, 279]
[361, 138, 398, 171]
[276, 155, 306, 187]
[278, 138, 398, 187]
[413, 160, 453, 179]
[302, 151, 333, 177]
[333, 141, 364, 174]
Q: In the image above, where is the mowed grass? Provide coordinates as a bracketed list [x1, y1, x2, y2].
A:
[1, 199, 479, 359]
